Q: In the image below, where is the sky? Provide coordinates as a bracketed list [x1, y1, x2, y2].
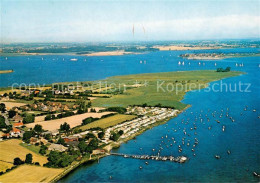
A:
[1, 0, 260, 43]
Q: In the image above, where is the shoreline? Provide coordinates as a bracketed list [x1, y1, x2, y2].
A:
[52, 106, 190, 182]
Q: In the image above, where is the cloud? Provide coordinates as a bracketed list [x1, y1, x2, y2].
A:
[2, 14, 259, 42]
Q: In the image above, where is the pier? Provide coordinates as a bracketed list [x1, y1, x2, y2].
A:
[109, 153, 188, 163]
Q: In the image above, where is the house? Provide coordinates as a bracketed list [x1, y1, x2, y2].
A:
[30, 137, 39, 145]
[63, 137, 78, 143]
[48, 143, 68, 152]
[13, 114, 23, 122]
[13, 122, 24, 127]
[10, 128, 21, 137]
[63, 137, 79, 146]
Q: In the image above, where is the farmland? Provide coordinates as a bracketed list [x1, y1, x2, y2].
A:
[0, 139, 48, 172]
[79, 114, 136, 130]
[0, 165, 63, 183]
[26, 111, 114, 132]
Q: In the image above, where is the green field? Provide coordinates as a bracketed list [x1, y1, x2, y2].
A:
[79, 114, 136, 130]
[92, 70, 243, 110]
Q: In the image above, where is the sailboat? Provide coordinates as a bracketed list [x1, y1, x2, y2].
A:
[198, 62, 201, 65]
[182, 61, 185, 65]
[236, 63, 238, 67]
[70, 58, 78, 61]
[214, 63, 217, 66]
[41, 57, 44, 61]
[178, 61, 181, 65]
[188, 62, 191, 65]
[140, 60, 142, 64]
[5, 57, 8, 60]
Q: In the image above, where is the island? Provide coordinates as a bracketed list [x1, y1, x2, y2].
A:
[0, 70, 243, 182]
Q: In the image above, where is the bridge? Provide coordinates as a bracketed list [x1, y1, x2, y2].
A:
[109, 152, 188, 163]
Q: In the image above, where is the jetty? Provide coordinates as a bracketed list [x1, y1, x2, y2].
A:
[109, 152, 188, 163]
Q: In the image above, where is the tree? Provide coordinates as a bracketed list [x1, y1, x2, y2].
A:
[57, 138, 65, 145]
[118, 130, 124, 136]
[110, 131, 120, 141]
[8, 110, 16, 118]
[59, 122, 70, 133]
[34, 124, 43, 133]
[88, 138, 99, 149]
[45, 114, 51, 121]
[13, 157, 23, 165]
[225, 67, 231, 72]
[23, 131, 35, 143]
[98, 131, 105, 139]
[25, 153, 33, 164]
[0, 103, 6, 112]
[0, 116, 7, 129]
[78, 141, 87, 153]
[23, 114, 35, 124]
[39, 145, 47, 155]
[107, 107, 126, 114]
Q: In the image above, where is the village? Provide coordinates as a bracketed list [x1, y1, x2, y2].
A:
[0, 85, 182, 180]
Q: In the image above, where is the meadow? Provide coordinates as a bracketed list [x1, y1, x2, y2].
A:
[79, 114, 136, 130]
[92, 70, 243, 110]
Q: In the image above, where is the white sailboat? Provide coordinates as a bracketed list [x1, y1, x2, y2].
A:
[198, 62, 201, 65]
[188, 62, 191, 65]
[236, 63, 238, 67]
[5, 57, 8, 60]
[140, 60, 142, 64]
[70, 58, 78, 61]
[182, 61, 185, 65]
[214, 63, 217, 66]
[178, 61, 181, 65]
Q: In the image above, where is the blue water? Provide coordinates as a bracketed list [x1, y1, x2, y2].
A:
[0, 48, 259, 182]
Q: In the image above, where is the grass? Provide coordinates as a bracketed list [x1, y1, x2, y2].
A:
[79, 114, 136, 130]
[0, 165, 63, 183]
[0, 139, 48, 171]
[19, 143, 42, 155]
[92, 70, 243, 110]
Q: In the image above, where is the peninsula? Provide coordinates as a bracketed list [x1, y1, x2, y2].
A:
[0, 70, 243, 183]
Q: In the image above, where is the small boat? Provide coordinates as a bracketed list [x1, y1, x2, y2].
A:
[222, 126, 225, 132]
[145, 162, 149, 165]
[253, 172, 260, 177]
[253, 109, 256, 112]
[215, 63, 217, 66]
[139, 166, 143, 169]
[41, 57, 44, 60]
[5, 57, 8, 60]
[215, 155, 221, 159]
[236, 63, 238, 67]
[70, 58, 78, 61]
[227, 150, 231, 155]
[198, 62, 201, 65]
[140, 60, 142, 64]
[188, 62, 191, 65]
[182, 61, 185, 65]
[109, 176, 112, 179]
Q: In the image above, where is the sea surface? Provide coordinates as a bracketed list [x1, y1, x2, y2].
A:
[0, 48, 259, 182]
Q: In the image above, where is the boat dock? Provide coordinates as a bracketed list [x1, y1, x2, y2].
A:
[109, 153, 188, 163]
